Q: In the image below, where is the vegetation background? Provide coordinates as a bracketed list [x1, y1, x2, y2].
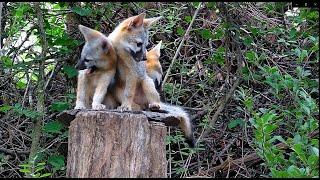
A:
[0, 2, 318, 178]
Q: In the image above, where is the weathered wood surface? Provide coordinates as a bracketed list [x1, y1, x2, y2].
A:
[66, 110, 167, 178]
[57, 109, 181, 127]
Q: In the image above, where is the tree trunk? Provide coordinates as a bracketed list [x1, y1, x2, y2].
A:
[66, 110, 167, 178]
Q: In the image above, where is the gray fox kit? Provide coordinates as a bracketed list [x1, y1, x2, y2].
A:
[74, 25, 117, 110]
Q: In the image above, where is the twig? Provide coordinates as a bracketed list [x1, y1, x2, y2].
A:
[161, 2, 203, 91]
[0, 148, 29, 155]
[201, 77, 242, 138]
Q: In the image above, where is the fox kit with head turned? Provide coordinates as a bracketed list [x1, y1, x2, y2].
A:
[74, 25, 117, 110]
[107, 13, 163, 111]
[145, 41, 163, 90]
[139, 42, 196, 147]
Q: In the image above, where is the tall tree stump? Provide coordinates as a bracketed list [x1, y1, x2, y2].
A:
[64, 110, 167, 178]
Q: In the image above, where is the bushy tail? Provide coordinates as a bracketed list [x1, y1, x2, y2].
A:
[160, 103, 195, 147]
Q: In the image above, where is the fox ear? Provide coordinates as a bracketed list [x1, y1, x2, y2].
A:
[143, 16, 162, 28]
[152, 40, 162, 57]
[78, 24, 104, 41]
[101, 39, 111, 54]
[128, 13, 146, 29]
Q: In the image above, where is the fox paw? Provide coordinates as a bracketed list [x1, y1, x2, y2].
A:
[149, 103, 161, 111]
[92, 103, 106, 110]
[117, 104, 132, 111]
[74, 103, 86, 110]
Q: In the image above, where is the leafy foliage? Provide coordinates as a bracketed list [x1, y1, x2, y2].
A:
[0, 2, 318, 178]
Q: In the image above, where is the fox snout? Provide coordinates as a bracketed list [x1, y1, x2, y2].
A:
[75, 60, 86, 70]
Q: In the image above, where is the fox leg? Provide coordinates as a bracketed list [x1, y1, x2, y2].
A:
[103, 92, 119, 109]
[92, 71, 114, 110]
[117, 77, 137, 111]
[75, 70, 88, 109]
[141, 75, 161, 111]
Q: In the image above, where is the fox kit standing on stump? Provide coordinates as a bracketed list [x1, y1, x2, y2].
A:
[74, 25, 117, 110]
[107, 13, 163, 111]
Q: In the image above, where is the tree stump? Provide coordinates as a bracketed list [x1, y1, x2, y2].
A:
[62, 110, 170, 178]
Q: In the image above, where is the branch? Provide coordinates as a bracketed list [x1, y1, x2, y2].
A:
[28, 3, 48, 177]
[161, 2, 203, 91]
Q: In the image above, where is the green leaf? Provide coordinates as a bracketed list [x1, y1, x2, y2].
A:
[212, 29, 224, 40]
[0, 105, 12, 113]
[287, 165, 302, 177]
[1, 56, 13, 68]
[261, 112, 276, 124]
[292, 143, 307, 163]
[307, 154, 318, 167]
[243, 36, 253, 46]
[19, 169, 31, 173]
[48, 155, 65, 171]
[184, 16, 192, 23]
[63, 65, 78, 78]
[199, 29, 212, 40]
[50, 101, 70, 112]
[176, 27, 185, 36]
[192, 2, 200, 7]
[43, 121, 63, 134]
[16, 79, 27, 90]
[264, 124, 278, 134]
[71, 7, 92, 16]
[311, 146, 319, 156]
[245, 51, 258, 63]
[228, 119, 244, 129]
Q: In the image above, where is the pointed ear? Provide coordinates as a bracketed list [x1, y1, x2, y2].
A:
[152, 40, 162, 57]
[143, 16, 162, 28]
[128, 13, 146, 29]
[101, 38, 112, 54]
[78, 24, 104, 41]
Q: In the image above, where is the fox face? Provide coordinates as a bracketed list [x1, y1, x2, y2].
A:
[146, 41, 163, 89]
[75, 25, 115, 74]
[108, 13, 162, 62]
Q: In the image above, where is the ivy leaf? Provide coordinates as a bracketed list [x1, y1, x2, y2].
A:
[43, 121, 64, 134]
[71, 7, 92, 16]
[63, 65, 78, 78]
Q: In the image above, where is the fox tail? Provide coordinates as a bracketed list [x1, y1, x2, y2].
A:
[159, 102, 196, 147]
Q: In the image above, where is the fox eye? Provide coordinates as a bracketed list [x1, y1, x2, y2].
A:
[137, 42, 143, 47]
[84, 58, 90, 62]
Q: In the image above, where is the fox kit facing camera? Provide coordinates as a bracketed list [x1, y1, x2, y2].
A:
[107, 13, 163, 111]
[74, 25, 117, 110]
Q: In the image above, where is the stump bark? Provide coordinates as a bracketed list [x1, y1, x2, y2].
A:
[65, 110, 167, 178]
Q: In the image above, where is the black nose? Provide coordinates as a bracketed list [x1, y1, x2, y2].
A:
[75, 61, 86, 70]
